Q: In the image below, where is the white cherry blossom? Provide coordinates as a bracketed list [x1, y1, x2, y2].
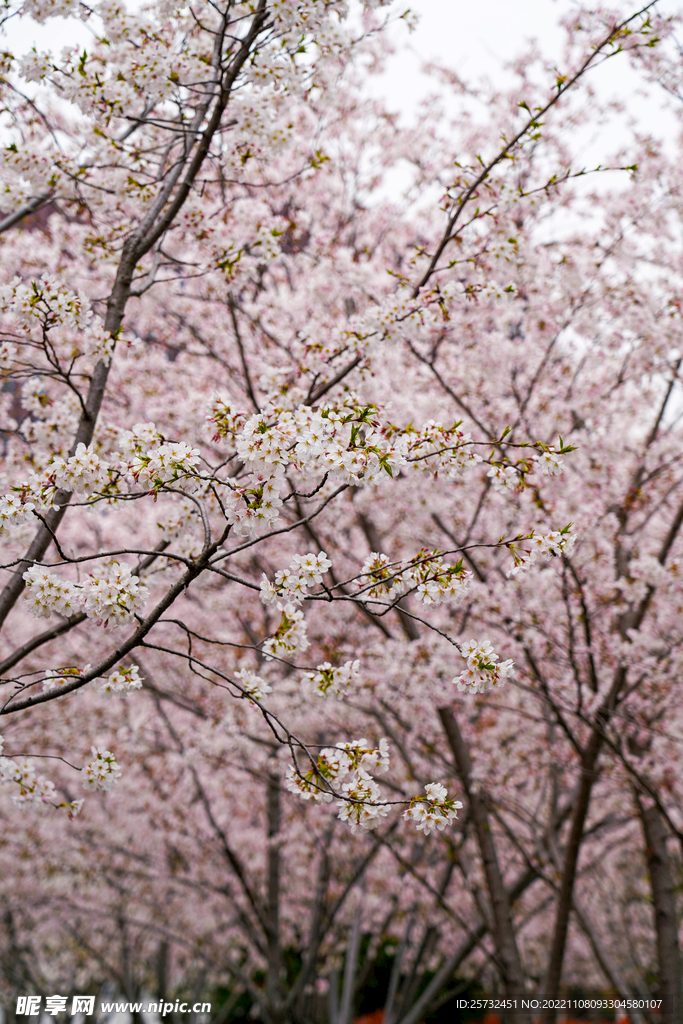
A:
[99, 664, 144, 699]
[454, 639, 515, 696]
[82, 747, 121, 793]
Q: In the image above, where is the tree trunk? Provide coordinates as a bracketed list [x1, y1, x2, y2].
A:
[338, 897, 363, 1024]
[540, 663, 627, 1023]
[571, 897, 646, 1024]
[266, 766, 283, 1017]
[638, 798, 683, 1024]
[438, 706, 532, 1024]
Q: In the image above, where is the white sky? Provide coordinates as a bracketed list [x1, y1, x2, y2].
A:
[377, 0, 681, 150]
[382, 0, 567, 102]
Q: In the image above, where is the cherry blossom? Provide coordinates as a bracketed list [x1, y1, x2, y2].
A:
[454, 639, 515, 695]
[0, 0, 679, 1017]
[82, 748, 122, 793]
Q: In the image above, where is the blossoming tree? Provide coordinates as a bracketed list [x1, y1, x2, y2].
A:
[0, 0, 681, 1021]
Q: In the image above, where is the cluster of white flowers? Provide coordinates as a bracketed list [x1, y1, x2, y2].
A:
[19, 49, 54, 82]
[8, 468, 63, 518]
[208, 394, 245, 442]
[487, 235, 518, 261]
[260, 551, 332, 607]
[309, 421, 406, 484]
[348, 288, 430, 348]
[480, 280, 518, 300]
[82, 747, 121, 793]
[0, 177, 35, 212]
[43, 663, 90, 693]
[55, 34, 191, 113]
[82, 322, 115, 362]
[337, 775, 390, 833]
[236, 404, 407, 486]
[114, 422, 205, 499]
[99, 664, 143, 698]
[487, 464, 520, 492]
[0, 751, 56, 807]
[337, 738, 391, 775]
[22, 565, 80, 618]
[285, 738, 391, 833]
[359, 551, 472, 608]
[21, 0, 79, 23]
[407, 421, 481, 479]
[403, 784, 463, 835]
[334, 738, 392, 833]
[344, 276, 520, 357]
[79, 562, 149, 627]
[122, 46, 179, 103]
[130, 441, 200, 488]
[18, 384, 80, 457]
[96, 0, 125, 23]
[235, 413, 291, 471]
[262, 604, 310, 660]
[238, 0, 346, 92]
[0, 275, 114, 362]
[269, 0, 347, 33]
[488, 448, 565, 491]
[225, 466, 285, 537]
[23, 560, 148, 626]
[222, 99, 294, 172]
[234, 667, 272, 703]
[507, 525, 577, 577]
[454, 639, 515, 695]
[305, 659, 360, 699]
[285, 748, 348, 803]
[117, 421, 163, 457]
[20, 377, 54, 416]
[250, 221, 283, 262]
[1, 141, 58, 202]
[359, 552, 407, 598]
[0, 735, 84, 817]
[414, 559, 473, 607]
[208, 402, 415, 539]
[51, 443, 110, 498]
[0, 493, 35, 530]
[537, 450, 564, 476]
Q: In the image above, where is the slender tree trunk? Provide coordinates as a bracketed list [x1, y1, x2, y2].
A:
[571, 897, 646, 1024]
[384, 911, 414, 1024]
[636, 796, 683, 1023]
[338, 898, 363, 1024]
[540, 730, 603, 1021]
[290, 822, 333, 1018]
[438, 707, 532, 1024]
[394, 862, 455, 1021]
[266, 766, 283, 1018]
[539, 659, 631, 1023]
[328, 968, 340, 1024]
